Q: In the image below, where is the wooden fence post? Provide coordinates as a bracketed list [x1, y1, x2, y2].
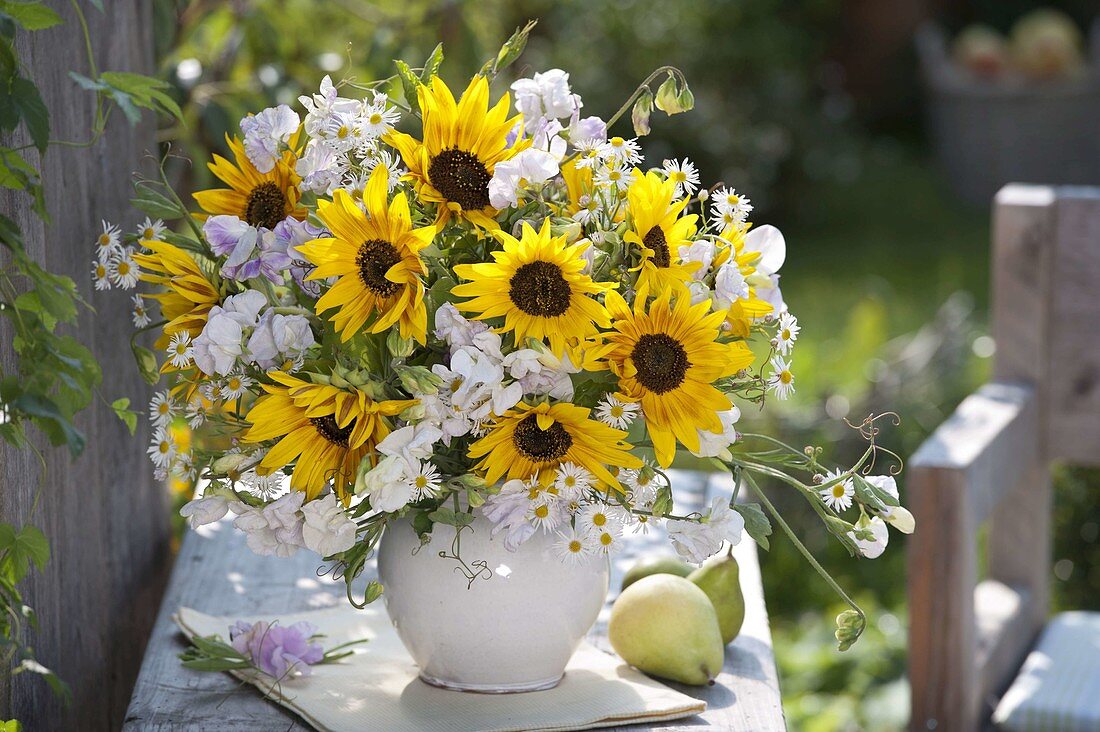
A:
[0, 1, 170, 728]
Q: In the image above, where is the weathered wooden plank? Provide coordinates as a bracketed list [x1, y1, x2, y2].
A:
[1045, 190, 1100, 466]
[0, 2, 167, 728]
[124, 470, 784, 731]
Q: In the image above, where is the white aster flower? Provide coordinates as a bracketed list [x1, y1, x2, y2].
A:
[775, 312, 800, 355]
[529, 494, 567, 532]
[91, 259, 111, 291]
[847, 515, 889, 559]
[167, 331, 194, 369]
[359, 98, 400, 138]
[593, 159, 631, 191]
[767, 355, 795, 400]
[131, 294, 151, 327]
[108, 249, 140, 289]
[662, 158, 700, 198]
[179, 495, 230, 529]
[147, 427, 176, 468]
[553, 529, 593, 566]
[94, 220, 122, 262]
[667, 496, 744, 563]
[554, 462, 595, 499]
[136, 217, 166, 245]
[578, 504, 624, 535]
[185, 397, 208, 429]
[592, 523, 624, 555]
[301, 493, 357, 556]
[240, 466, 284, 499]
[599, 136, 642, 165]
[595, 394, 639, 430]
[221, 372, 253, 401]
[149, 390, 177, 427]
[361, 148, 404, 189]
[820, 469, 855, 511]
[407, 460, 442, 500]
[711, 187, 753, 228]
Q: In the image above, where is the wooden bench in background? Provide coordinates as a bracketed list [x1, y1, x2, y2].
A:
[908, 185, 1100, 731]
[124, 469, 787, 731]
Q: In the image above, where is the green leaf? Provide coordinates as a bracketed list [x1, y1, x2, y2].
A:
[10, 392, 84, 456]
[393, 60, 421, 115]
[0, 524, 49, 581]
[420, 43, 444, 83]
[363, 580, 383, 604]
[132, 181, 184, 220]
[110, 398, 137, 435]
[427, 507, 474, 528]
[0, 718, 23, 731]
[852, 474, 899, 510]
[68, 71, 104, 92]
[734, 503, 772, 551]
[100, 71, 183, 123]
[0, 1, 62, 31]
[0, 147, 38, 191]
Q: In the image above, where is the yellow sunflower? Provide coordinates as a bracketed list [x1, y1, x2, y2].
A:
[452, 219, 610, 356]
[193, 134, 306, 229]
[243, 372, 416, 500]
[624, 170, 699, 300]
[468, 401, 641, 491]
[603, 288, 755, 467]
[385, 75, 527, 232]
[297, 166, 436, 343]
[133, 240, 220, 348]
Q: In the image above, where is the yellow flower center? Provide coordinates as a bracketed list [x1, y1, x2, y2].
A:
[780, 370, 792, 385]
[415, 475, 428, 489]
[833, 484, 846, 498]
[143, 228, 154, 239]
[534, 505, 549, 519]
[117, 261, 131, 276]
[563, 476, 576, 488]
[158, 441, 170, 454]
[610, 405, 624, 418]
[782, 329, 791, 340]
[158, 403, 170, 415]
[593, 513, 606, 527]
[98, 234, 110, 246]
[600, 532, 613, 546]
[227, 377, 241, 391]
[568, 540, 582, 553]
[337, 125, 350, 139]
[369, 112, 383, 125]
[95, 265, 106, 278]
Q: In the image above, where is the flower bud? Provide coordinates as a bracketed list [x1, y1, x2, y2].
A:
[654, 73, 691, 115]
[387, 328, 415, 359]
[632, 88, 654, 136]
[885, 505, 916, 534]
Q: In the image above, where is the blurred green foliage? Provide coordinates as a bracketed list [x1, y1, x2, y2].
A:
[152, 2, 1099, 729]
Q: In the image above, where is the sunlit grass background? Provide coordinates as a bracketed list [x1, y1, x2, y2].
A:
[153, 1, 1100, 728]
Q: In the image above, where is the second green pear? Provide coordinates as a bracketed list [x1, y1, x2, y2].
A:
[688, 550, 746, 644]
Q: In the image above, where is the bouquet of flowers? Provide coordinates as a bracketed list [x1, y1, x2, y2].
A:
[100, 26, 911, 647]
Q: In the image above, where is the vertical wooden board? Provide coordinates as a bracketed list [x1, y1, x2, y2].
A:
[991, 184, 1055, 387]
[0, 1, 168, 729]
[1046, 191, 1100, 465]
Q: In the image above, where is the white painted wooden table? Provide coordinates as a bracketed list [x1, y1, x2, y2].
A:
[123, 470, 785, 731]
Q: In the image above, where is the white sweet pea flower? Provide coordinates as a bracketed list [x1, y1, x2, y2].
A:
[193, 311, 248, 376]
[232, 492, 305, 558]
[689, 406, 741, 460]
[377, 424, 443, 473]
[687, 280, 712, 306]
[222, 290, 268, 322]
[848, 515, 889, 559]
[712, 262, 750, 310]
[865, 475, 915, 533]
[511, 69, 578, 131]
[240, 105, 300, 173]
[247, 311, 315, 370]
[301, 494, 357, 556]
[529, 118, 568, 159]
[481, 479, 538, 551]
[679, 239, 716, 279]
[667, 497, 744, 563]
[298, 75, 360, 136]
[488, 148, 560, 209]
[434, 303, 490, 353]
[502, 346, 576, 400]
[296, 139, 347, 195]
[359, 455, 414, 513]
[179, 495, 229, 529]
[743, 224, 786, 276]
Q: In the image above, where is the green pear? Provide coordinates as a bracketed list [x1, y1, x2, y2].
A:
[609, 574, 724, 686]
[620, 555, 693, 590]
[688, 549, 745, 644]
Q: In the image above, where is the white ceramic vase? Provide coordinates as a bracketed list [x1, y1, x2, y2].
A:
[377, 510, 609, 693]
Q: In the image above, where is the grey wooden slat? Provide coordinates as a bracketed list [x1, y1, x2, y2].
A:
[124, 470, 784, 731]
[0, 2, 167, 728]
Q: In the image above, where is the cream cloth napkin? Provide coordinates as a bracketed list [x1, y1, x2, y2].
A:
[175, 605, 705, 732]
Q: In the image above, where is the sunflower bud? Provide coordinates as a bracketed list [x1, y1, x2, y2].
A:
[395, 365, 442, 394]
[835, 610, 865, 651]
[387, 329, 415, 359]
[632, 88, 654, 136]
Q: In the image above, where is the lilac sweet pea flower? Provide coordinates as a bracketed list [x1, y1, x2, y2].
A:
[273, 217, 327, 296]
[203, 215, 296, 284]
[229, 619, 324, 678]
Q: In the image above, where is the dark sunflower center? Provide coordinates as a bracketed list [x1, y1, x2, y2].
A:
[311, 415, 354, 448]
[631, 333, 691, 394]
[643, 226, 671, 268]
[508, 261, 572, 317]
[512, 415, 573, 462]
[428, 147, 492, 211]
[245, 181, 287, 229]
[356, 239, 402, 297]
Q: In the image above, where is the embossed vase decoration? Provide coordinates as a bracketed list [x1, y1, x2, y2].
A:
[377, 510, 610, 693]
